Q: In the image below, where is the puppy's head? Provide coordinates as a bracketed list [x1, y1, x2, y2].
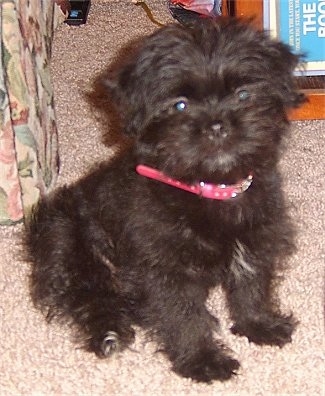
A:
[102, 18, 304, 183]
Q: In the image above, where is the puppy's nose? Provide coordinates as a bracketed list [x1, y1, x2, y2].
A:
[211, 122, 222, 133]
[209, 121, 228, 139]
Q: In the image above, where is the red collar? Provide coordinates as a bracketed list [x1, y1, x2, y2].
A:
[136, 165, 253, 200]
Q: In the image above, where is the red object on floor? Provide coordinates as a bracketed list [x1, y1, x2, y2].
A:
[169, 0, 221, 17]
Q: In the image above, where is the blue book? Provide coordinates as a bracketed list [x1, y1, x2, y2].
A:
[264, 0, 325, 75]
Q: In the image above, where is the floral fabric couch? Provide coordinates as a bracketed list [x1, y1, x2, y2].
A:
[0, 0, 66, 225]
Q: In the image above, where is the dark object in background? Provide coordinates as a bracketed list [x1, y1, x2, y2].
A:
[65, 0, 91, 25]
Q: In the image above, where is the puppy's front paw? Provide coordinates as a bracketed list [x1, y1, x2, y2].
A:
[174, 348, 240, 383]
[231, 314, 297, 347]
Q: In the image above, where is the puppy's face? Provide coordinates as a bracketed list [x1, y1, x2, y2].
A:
[104, 19, 304, 184]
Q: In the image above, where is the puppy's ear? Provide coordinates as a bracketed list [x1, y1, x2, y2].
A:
[100, 40, 147, 137]
[263, 37, 306, 108]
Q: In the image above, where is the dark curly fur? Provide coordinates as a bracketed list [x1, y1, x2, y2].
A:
[25, 19, 304, 383]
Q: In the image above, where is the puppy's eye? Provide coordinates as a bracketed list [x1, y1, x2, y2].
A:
[237, 89, 250, 101]
[174, 98, 188, 112]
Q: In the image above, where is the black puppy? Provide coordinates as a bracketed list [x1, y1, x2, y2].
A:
[26, 19, 304, 383]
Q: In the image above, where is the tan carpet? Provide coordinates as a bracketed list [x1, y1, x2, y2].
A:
[1, 1, 324, 395]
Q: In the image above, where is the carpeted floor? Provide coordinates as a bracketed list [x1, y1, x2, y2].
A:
[1, 1, 324, 395]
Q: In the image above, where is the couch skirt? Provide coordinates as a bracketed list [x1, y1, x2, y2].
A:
[0, 0, 65, 225]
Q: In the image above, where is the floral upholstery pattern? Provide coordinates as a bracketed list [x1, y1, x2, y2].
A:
[0, 1, 65, 225]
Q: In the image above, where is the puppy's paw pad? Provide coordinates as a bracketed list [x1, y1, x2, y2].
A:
[231, 314, 297, 347]
[101, 331, 120, 356]
[175, 350, 240, 383]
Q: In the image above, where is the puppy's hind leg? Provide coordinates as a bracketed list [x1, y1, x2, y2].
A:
[26, 186, 135, 358]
